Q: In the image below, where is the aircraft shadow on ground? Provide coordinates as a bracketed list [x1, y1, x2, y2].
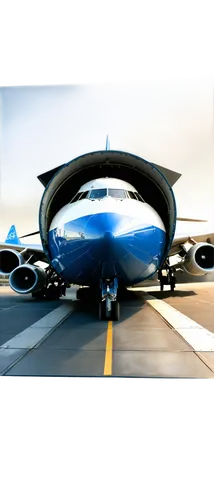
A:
[74, 288, 148, 328]
[34, 288, 197, 339]
[35, 295, 146, 372]
[17, 289, 200, 367]
[146, 290, 197, 299]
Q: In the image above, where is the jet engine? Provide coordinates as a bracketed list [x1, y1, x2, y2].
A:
[182, 243, 214, 276]
[38, 150, 179, 268]
[9, 264, 47, 294]
[0, 249, 25, 276]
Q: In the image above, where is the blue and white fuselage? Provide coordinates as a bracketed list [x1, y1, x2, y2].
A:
[48, 178, 166, 286]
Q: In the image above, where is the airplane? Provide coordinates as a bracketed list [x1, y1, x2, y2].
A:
[0, 139, 214, 320]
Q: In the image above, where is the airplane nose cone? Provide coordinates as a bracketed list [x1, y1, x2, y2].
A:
[104, 230, 114, 241]
[48, 209, 166, 284]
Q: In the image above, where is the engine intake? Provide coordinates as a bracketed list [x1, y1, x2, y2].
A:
[183, 243, 214, 276]
[9, 264, 47, 294]
[0, 249, 25, 276]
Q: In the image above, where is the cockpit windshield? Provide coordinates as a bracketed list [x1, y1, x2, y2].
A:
[70, 188, 144, 203]
[108, 189, 126, 198]
[89, 188, 107, 199]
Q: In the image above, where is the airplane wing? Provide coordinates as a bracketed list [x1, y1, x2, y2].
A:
[169, 226, 214, 256]
[0, 241, 47, 263]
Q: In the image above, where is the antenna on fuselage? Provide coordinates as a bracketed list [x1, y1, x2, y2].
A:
[105, 135, 110, 150]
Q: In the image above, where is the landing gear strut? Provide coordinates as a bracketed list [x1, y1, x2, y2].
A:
[32, 267, 67, 300]
[99, 278, 120, 320]
[158, 263, 176, 292]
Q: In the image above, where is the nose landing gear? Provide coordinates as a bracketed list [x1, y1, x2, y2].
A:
[99, 278, 120, 320]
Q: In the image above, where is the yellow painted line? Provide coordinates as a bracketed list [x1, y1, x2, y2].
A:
[104, 321, 113, 376]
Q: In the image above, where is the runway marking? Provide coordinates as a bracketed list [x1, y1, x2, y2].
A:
[0, 306, 18, 311]
[0, 303, 74, 375]
[104, 321, 113, 376]
[0, 303, 74, 349]
[143, 293, 214, 352]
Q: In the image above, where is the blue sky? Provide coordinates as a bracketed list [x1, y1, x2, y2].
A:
[0, 80, 213, 242]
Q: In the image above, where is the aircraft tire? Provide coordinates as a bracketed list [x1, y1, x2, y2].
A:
[32, 289, 45, 299]
[112, 301, 120, 321]
[98, 301, 105, 320]
[170, 276, 176, 292]
[98, 302, 102, 320]
[46, 285, 60, 300]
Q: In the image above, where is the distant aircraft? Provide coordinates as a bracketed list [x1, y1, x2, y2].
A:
[1, 138, 214, 319]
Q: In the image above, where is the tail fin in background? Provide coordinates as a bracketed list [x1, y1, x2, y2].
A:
[105, 135, 110, 150]
[5, 225, 21, 245]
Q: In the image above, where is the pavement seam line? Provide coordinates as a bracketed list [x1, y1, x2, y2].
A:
[0, 304, 75, 376]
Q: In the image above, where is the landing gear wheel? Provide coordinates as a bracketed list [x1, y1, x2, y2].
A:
[170, 274, 176, 292]
[99, 278, 119, 320]
[112, 301, 120, 321]
[158, 270, 164, 292]
[32, 289, 45, 299]
[98, 301, 105, 320]
[46, 285, 60, 300]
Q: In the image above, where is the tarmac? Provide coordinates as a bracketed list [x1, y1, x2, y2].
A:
[0, 282, 214, 377]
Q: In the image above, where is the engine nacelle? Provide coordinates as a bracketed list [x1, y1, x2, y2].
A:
[183, 243, 214, 276]
[0, 249, 25, 276]
[9, 264, 47, 294]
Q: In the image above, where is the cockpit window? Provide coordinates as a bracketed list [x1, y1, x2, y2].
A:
[70, 192, 81, 203]
[135, 192, 144, 202]
[79, 191, 89, 200]
[128, 191, 136, 199]
[127, 191, 144, 201]
[89, 188, 107, 199]
[70, 187, 144, 203]
[70, 191, 89, 203]
[108, 189, 127, 198]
